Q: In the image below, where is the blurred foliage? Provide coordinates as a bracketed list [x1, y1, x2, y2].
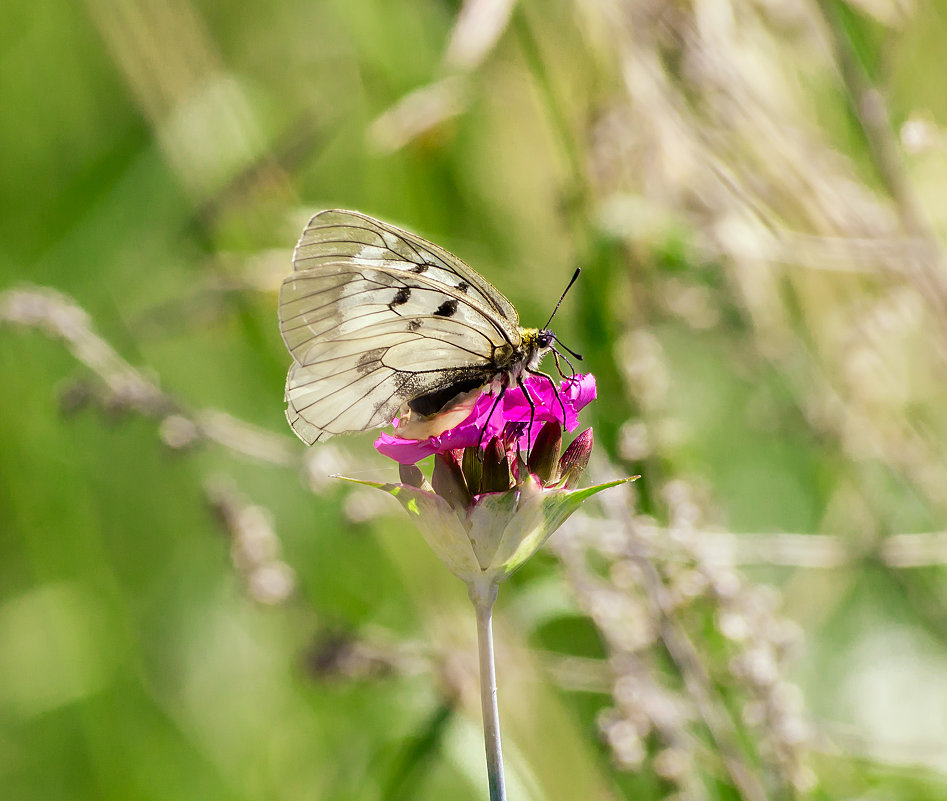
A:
[3, 0, 947, 799]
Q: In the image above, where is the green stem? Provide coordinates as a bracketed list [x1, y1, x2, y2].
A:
[470, 579, 506, 801]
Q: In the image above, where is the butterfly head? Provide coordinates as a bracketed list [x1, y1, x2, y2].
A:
[517, 327, 553, 370]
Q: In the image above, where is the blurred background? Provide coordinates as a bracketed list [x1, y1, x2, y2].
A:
[2, 0, 947, 799]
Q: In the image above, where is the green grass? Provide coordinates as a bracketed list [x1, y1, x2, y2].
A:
[3, 0, 947, 798]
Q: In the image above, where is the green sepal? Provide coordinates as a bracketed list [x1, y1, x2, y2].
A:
[490, 476, 638, 579]
[464, 489, 520, 570]
[334, 476, 480, 580]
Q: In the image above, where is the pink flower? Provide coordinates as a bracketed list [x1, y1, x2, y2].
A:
[375, 374, 597, 465]
[342, 370, 636, 586]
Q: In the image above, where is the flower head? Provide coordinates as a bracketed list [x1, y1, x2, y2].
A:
[375, 373, 597, 464]
[342, 373, 636, 588]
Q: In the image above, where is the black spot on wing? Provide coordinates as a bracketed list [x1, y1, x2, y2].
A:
[356, 347, 386, 375]
[457, 280, 470, 293]
[408, 319, 423, 331]
[390, 287, 411, 307]
[411, 263, 430, 274]
[434, 299, 458, 317]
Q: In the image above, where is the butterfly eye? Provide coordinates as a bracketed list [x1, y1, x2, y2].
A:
[538, 331, 554, 349]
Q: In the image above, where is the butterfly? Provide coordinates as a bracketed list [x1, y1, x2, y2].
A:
[278, 209, 580, 444]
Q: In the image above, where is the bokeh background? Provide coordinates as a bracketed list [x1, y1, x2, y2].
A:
[3, 0, 947, 799]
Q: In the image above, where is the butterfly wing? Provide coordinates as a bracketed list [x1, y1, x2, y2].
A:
[292, 209, 519, 324]
[279, 211, 522, 444]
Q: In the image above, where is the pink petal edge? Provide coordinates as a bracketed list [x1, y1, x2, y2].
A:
[375, 373, 596, 465]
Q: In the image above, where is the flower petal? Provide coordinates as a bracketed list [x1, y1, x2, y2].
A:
[375, 373, 597, 464]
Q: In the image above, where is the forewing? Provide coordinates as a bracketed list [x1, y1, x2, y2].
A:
[279, 264, 517, 444]
[292, 209, 519, 325]
[279, 264, 515, 366]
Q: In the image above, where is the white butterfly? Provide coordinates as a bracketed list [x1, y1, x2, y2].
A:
[278, 209, 577, 444]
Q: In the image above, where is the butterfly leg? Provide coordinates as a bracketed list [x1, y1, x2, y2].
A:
[552, 347, 578, 380]
[551, 349, 566, 378]
[476, 387, 507, 454]
[526, 369, 567, 426]
[516, 375, 537, 453]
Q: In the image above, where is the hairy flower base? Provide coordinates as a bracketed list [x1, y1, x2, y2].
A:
[339, 472, 635, 585]
[375, 373, 596, 465]
[350, 372, 636, 585]
[348, 417, 637, 584]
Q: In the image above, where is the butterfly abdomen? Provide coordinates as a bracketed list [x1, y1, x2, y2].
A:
[406, 374, 487, 417]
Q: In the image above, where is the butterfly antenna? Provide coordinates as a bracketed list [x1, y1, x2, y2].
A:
[552, 337, 583, 361]
[542, 267, 581, 330]
[552, 347, 578, 379]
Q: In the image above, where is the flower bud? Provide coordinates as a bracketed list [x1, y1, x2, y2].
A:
[399, 462, 425, 489]
[462, 446, 483, 494]
[431, 451, 472, 511]
[558, 428, 593, 489]
[480, 437, 511, 493]
[527, 420, 562, 484]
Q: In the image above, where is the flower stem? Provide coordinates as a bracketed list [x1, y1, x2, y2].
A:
[470, 579, 506, 801]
